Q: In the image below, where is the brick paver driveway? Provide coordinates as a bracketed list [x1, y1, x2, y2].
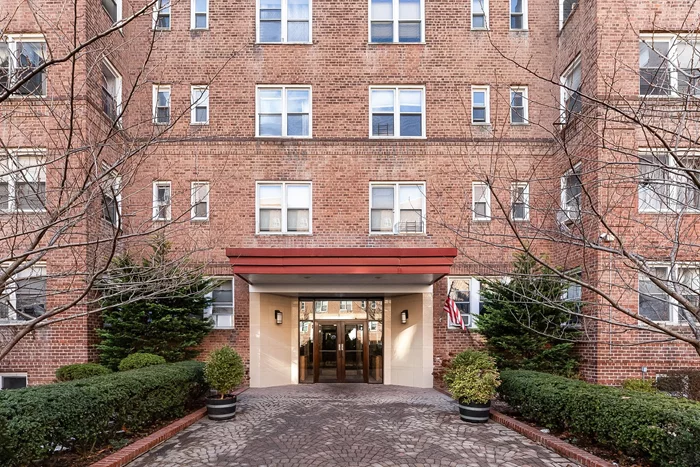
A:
[129, 384, 577, 467]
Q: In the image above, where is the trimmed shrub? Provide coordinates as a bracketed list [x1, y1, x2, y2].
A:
[0, 361, 205, 466]
[621, 378, 656, 393]
[444, 350, 500, 404]
[499, 370, 700, 467]
[119, 352, 167, 371]
[656, 370, 700, 400]
[204, 346, 245, 398]
[56, 363, 112, 382]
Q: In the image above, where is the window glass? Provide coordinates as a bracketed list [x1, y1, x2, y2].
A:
[639, 268, 670, 322]
[1, 376, 27, 390]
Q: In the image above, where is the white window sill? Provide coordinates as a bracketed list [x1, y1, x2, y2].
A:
[512, 218, 530, 222]
[191, 28, 209, 31]
[213, 326, 234, 330]
[190, 122, 209, 126]
[256, 41, 313, 45]
[152, 218, 171, 222]
[509, 28, 529, 32]
[368, 232, 427, 236]
[0, 321, 26, 326]
[2, 209, 48, 214]
[472, 218, 491, 222]
[471, 27, 490, 31]
[510, 122, 529, 126]
[9, 94, 47, 99]
[369, 136, 427, 140]
[153, 28, 171, 31]
[153, 122, 170, 126]
[471, 122, 491, 126]
[368, 41, 426, 45]
[256, 135, 313, 139]
[256, 232, 313, 236]
[191, 217, 209, 222]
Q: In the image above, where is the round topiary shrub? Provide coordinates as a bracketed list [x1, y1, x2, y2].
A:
[204, 346, 245, 399]
[55, 363, 112, 382]
[444, 350, 501, 405]
[118, 353, 167, 371]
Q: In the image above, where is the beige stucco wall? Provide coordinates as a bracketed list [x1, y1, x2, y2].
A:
[389, 293, 433, 388]
[249, 293, 298, 387]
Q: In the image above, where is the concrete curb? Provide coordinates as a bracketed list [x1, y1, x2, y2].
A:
[90, 387, 248, 467]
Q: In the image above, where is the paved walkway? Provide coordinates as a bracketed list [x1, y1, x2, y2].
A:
[129, 384, 578, 467]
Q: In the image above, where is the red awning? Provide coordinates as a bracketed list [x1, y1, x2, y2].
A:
[225, 247, 458, 285]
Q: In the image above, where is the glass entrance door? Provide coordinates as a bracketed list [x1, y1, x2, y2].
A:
[318, 323, 339, 382]
[313, 321, 367, 383]
[343, 322, 364, 382]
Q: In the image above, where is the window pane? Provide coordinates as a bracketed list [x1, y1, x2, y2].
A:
[157, 91, 169, 107]
[372, 114, 394, 136]
[372, 186, 394, 209]
[287, 89, 310, 112]
[195, 0, 207, 12]
[399, 90, 422, 112]
[259, 89, 282, 113]
[16, 276, 46, 319]
[287, 114, 310, 136]
[288, 0, 309, 19]
[472, 0, 484, 14]
[195, 107, 208, 122]
[16, 182, 45, 210]
[399, 0, 420, 19]
[511, 107, 525, 123]
[513, 203, 526, 219]
[287, 209, 310, 231]
[259, 115, 282, 136]
[157, 108, 170, 123]
[194, 202, 207, 218]
[287, 21, 309, 42]
[2, 376, 27, 389]
[259, 185, 282, 207]
[195, 13, 207, 28]
[16, 42, 46, 96]
[474, 202, 487, 217]
[511, 0, 522, 13]
[511, 91, 523, 107]
[372, 89, 395, 112]
[399, 208, 422, 225]
[103, 0, 118, 21]
[371, 210, 394, 231]
[260, 21, 282, 42]
[0, 182, 8, 210]
[511, 15, 523, 29]
[639, 292, 670, 321]
[639, 41, 668, 68]
[212, 280, 232, 305]
[398, 22, 421, 42]
[260, 209, 282, 231]
[473, 91, 485, 106]
[260, 0, 281, 14]
[371, 22, 394, 42]
[399, 185, 424, 211]
[287, 185, 310, 208]
[473, 108, 486, 122]
[400, 114, 421, 136]
[371, 0, 393, 19]
[472, 15, 485, 28]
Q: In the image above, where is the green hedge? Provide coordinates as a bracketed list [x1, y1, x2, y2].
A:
[56, 363, 112, 381]
[499, 370, 700, 467]
[118, 352, 167, 371]
[0, 361, 205, 466]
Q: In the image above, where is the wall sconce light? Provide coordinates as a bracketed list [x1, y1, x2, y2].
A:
[275, 310, 283, 325]
[401, 309, 408, 324]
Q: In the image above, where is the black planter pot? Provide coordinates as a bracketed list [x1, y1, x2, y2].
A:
[206, 395, 237, 421]
[457, 399, 491, 423]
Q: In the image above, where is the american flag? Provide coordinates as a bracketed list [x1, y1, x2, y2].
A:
[444, 295, 466, 330]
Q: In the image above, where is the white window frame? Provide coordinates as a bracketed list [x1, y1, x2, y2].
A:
[560, 163, 582, 221]
[638, 264, 700, 326]
[0, 264, 47, 323]
[191, 0, 209, 29]
[256, 0, 313, 44]
[340, 300, 353, 311]
[509, 86, 528, 124]
[152, 181, 172, 221]
[472, 182, 491, 221]
[191, 181, 210, 221]
[0, 148, 47, 213]
[205, 277, 234, 329]
[1, 34, 48, 99]
[190, 85, 209, 125]
[638, 149, 700, 213]
[369, 86, 426, 139]
[101, 59, 122, 124]
[639, 34, 700, 98]
[369, 181, 427, 235]
[559, 0, 576, 29]
[152, 85, 171, 125]
[101, 166, 122, 226]
[255, 181, 313, 234]
[447, 276, 482, 329]
[153, 0, 171, 30]
[0, 373, 28, 389]
[255, 85, 312, 138]
[511, 182, 529, 221]
[471, 0, 489, 30]
[471, 85, 490, 125]
[102, 0, 122, 24]
[560, 55, 582, 124]
[367, 0, 425, 44]
[510, 0, 527, 30]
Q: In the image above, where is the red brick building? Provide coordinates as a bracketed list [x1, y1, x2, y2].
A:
[0, 0, 698, 388]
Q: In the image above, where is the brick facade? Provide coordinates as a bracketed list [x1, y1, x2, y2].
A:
[1, 0, 699, 386]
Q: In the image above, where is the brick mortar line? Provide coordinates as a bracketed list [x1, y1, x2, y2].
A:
[90, 387, 248, 467]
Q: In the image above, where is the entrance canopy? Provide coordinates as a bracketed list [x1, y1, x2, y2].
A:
[225, 247, 458, 287]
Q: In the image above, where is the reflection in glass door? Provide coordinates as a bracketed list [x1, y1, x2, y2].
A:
[343, 323, 364, 382]
[318, 323, 339, 382]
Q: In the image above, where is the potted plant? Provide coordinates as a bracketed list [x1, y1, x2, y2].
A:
[203, 346, 245, 420]
[444, 350, 501, 423]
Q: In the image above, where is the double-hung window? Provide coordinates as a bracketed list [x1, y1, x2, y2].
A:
[471, 0, 488, 30]
[639, 35, 700, 97]
[369, 0, 423, 43]
[0, 374, 27, 389]
[191, 182, 209, 220]
[103, 0, 122, 23]
[559, 0, 575, 29]
[0, 150, 47, 212]
[258, 0, 311, 43]
[639, 266, 672, 323]
[370, 182, 426, 234]
[153, 85, 171, 125]
[560, 56, 582, 123]
[153, 0, 171, 29]
[191, 0, 208, 29]
[471, 86, 490, 124]
[561, 165, 582, 220]
[257, 182, 312, 233]
[340, 300, 353, 311]
[370, 86, 425, 138]
[102, 169, 121, 226]
[510, 87, 528, 124]
[639, 150, 700, 212]
[101, 60, 122, 123]
[316, 300, 328, 313]
[152, 181, 171, 221]
[510, 0, 527, 30]
[679, 267, 700, 323]
[0, 35, 47, 97]
[511, 182, 529, 221]
[191, 86, 209, 124]
[256, 86, 311, 137]
[205, 278, 234, 329]
[0, 265, 47, 322]
[472, 182, 491, 220]
[639, 265, 700, 325]
[447, 277, 482, 329]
